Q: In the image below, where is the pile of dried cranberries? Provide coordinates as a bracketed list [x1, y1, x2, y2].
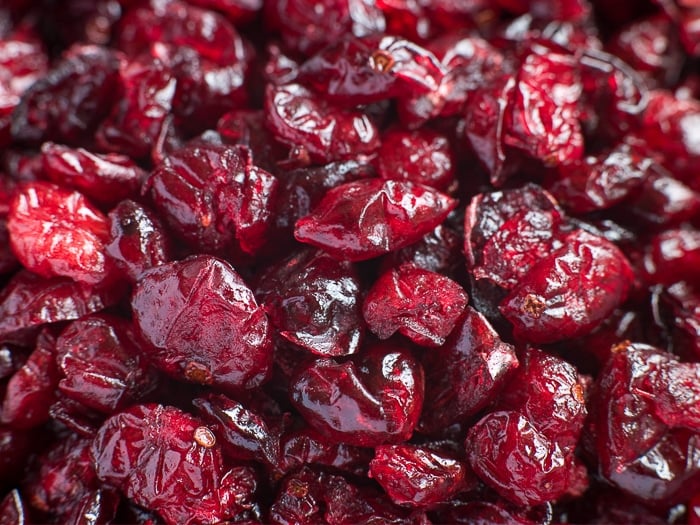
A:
[0, 0, 699, 523]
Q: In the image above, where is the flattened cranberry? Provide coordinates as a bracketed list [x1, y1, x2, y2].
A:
[264, 83, 380, 164]
[290, 344, 424, 447]
[370, 444, 467, 507]
[146, 143, 278, 255]
[91, 403, 257, 525]
[24, 433, 97, 518]
[40, 142, 145, 206]
[55, 314, 157, 414]
[420, 307, 518, 433]
[0, 271, 113, 339]
[1, 330, 58, 429]
[376, 128, 454, 190]
[131, 255, 272, 391]
[7, 182, 113, 285]
[363, 263, 467, 347]
[256, 248, 364, 356]
[295, 179, 456, 261]
[95, 54, 176, 160]
[105, 200, 171, 283]
[10, 45, 120, 146]
[500, 230, 634, 343]
[592, 342, 700, 503]
[497, 347, 587, 452]
[466, 410, 583, 505]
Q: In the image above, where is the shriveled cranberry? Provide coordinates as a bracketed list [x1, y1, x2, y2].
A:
[268, 467, 328, 525]
[376, 128, 454, 190]
[24, 433, 97, 519]
[146, 143, 278, 255]
[363, 263, 467, 347]
[1, 330, 58, 429]
[420, 307, 518, 433]
[91, 403, 257, 524]
[660, 282, 700, 359]
[55, 314, 157, 414]
[7, 182, 114, 285]
[370, 444, 467, 507]
[592, 342, 700, 503]
[264, 83, 380, 164]
[10, 45, 120, 146]
[105, 200, 171, 283]
[290, 344, 424, 446]
[546, 144, 652, 214]
[264, 0, 385, 55]
[256, 248, 364, 356]
[295, 178, 456, 261]
[642, 229, 700, 285]
[497, 347, 587, 452]
[381, 223, 463, 277]
[40, 142, 145, 206]
[0, 271, 113, 339]
[500, 230, 634, 343]
[131, 255, 272, 391]
[466, 410, 584, 505]
[95, 54, 176, 160]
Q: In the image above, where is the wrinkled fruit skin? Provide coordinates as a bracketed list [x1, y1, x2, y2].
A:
[131, 255, 273, 391]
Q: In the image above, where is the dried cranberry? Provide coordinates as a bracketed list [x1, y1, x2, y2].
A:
[295, 178, 456, 261]
[290, 344, 424, 446]
[131, 255, 272, 391]
[0, 490, 29, 525]
[256, 248, 364, 356]
[91, 403, 257, 524]
[363, 263, 468, 347]
[7, 182, 114, 285]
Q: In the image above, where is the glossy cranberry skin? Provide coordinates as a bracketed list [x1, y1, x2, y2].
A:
[131, 255, 272, 391]
[500, 230, 634, 343]
[105, 200, 171, 283]
[91, 403, 257, 525]
[295, 178, 456, 261]
[420, 306, 518, 433]
[363, 263, 468, 347]
[7, 182, 113, 285]
[376, 128, 455, 190]
[370, 444, 467, 507]
[55, 314, 157, 414]
[643, 229, 700, 285]
[256, 248, 364, 356]
[10, 45, 120, 146]
[466, 410, 582, 505]
[592, 342, 700, 504]
[40, 142, 145, 207]
[0, 270, 113, 339]
[146, 143, 278, 255]
[0, 490, 29, 525]
[381, 223, 463, 277]
[290, 344, 424, 447]
[264, 83, 380, 164]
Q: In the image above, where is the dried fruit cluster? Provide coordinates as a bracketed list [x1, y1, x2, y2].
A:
[0, 0, 699, 523]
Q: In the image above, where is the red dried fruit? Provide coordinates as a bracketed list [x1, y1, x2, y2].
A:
[643, 229, 700, 285]
[7, 182, 113, 285]
[0, 490, 29, 525]
[64, 488, 120, 525]
[376, 128, 455, 190]
[369, 444, 467, 507]
[420, 306, 518, 433]
[256, 248, 364, 356]
[466, 410, 584, 505]
[91, 403, 257, 524]
[290, 344, 424, 446]
[40, 142, 145, 206]
[1, 330, 59, 429]
[500, 230, 634, 343]
[10, 45, 120, 145]
[146, 143, 278, 255]
[105, 200, 171, 283]
[186, 0, 262, 24]
[363, 263, 468, 347]
[0, 426, 33, 488]
[295, 178, 456, 261]
[264, 83, 380, 164]
[592, 342, 700, 503]
[381, 223, 463, 277]
[131, 255, 272, 391]
[55, 314, 157, 414]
